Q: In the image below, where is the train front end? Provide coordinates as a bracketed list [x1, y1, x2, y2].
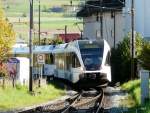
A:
[76, 40, 111, 87]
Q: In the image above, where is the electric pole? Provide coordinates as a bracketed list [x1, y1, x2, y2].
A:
[29, 0, 33, 92]
[38, 0, 41, 45]
[65, 25, 67, 42]
[100, 0, 103, 39]
[131, 0, 135, 79]
[114, 11, 116, 48]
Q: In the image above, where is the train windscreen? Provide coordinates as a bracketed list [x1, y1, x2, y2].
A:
[79, 41, 104, 71]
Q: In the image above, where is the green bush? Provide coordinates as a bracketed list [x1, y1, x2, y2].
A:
[138, 41, 150, 70]
[111, 33, 143, 83]
[22, 13, 27, 17]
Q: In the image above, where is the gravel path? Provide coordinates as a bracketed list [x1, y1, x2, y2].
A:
[103, 87, 130, 113]
[0, 87, 131, 113]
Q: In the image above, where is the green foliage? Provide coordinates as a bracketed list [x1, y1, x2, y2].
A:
[0, 63, 9, 77]
[0, 5, 15, 78]
[0, 5, 15, 62]
[21, 12, 27, 17]
[121, 80, 150, 113]
[111, 33, 143, 83]
[53, 37, 64, 44]
[42, 5, 49, 12]
[122, 80, 141, 105]
[33, 38, 64, 45]
[138, 41, 150, 70]
[0, 84, 65, 111]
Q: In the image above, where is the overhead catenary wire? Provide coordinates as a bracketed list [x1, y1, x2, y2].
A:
[117, 0, 125, 5]
[85, 3, 124, 11]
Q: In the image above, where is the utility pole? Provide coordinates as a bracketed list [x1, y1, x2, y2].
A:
[113, 11, 116, 48]
[38, 0, 41, 45]
[81, 30, 83, 39]
[100, 0, 103, 39]
[29, 0, 33, 92]
[131, 0, 135, 79]
[65, 25, 67, 42]
[74, 22, 83, 39]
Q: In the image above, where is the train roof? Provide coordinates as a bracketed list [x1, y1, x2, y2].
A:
[13, 45, 54, 54]
[12, 39, 107, 54]
[52, 39, 105, 53]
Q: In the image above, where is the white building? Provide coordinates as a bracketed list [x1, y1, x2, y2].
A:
[125, 0, 150, 40]
[7, 57, 29, 85]
[77, 0, 150, 47]
[77, 0, 126, 47]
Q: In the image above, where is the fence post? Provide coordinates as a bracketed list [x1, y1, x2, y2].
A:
[140, 70, 149, 104]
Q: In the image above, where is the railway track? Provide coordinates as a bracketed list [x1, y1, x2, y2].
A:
[18, 88, 104, 113]
[62, 88, 104, 113]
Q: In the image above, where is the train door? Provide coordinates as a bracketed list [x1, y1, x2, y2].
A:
[43, 53, 56, 76]
[65, 53, 72, 80]
[56, 53, 66, 79]
[70, 53, 81, 83]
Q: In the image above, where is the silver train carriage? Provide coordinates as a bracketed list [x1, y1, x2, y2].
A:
[53, 39, 111, 86]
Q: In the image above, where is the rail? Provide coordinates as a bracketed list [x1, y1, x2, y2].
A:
[18, 88, 104, 113]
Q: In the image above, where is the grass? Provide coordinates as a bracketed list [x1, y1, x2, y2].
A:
[121, 79, 150, 113]
[122, 79, 141, 105]
[2, 0, 83, 43]
[0, 84, 65, 111]
[3, 0, 80, 17]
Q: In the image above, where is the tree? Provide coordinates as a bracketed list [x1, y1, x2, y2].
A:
[111, 33, 143, 83]
[0, 5, 15, 63]
[33, 37, 64, 45]
[139, 41, 150, 70]
[0, 4, 15, 81]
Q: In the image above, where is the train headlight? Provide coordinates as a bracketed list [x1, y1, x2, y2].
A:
[80, 67, 84, 71]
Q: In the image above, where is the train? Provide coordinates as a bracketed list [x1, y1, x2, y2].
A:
[13, 39, 111, 87]
[53, 39, 111, 86]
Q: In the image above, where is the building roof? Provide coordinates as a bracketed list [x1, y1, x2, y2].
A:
[57, 33, 80, 43]
[77, 0, 125, 17]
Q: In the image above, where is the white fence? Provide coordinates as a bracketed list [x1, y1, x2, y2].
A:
[140, 70, 150, 104]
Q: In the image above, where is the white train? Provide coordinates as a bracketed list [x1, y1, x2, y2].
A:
[13, 39, 111, 86]
[52, 39, 111, 86]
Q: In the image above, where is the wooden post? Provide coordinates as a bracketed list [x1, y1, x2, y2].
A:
[2, 77, 5, 89]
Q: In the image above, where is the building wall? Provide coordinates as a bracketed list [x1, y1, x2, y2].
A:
[144, 0, 150, 38]
[83, 15, 98, 40]
[125, 0, 150, 39]
[115, 12, 126, 45]
[82, 0, 150, 47]
[83, 12, 125, 47]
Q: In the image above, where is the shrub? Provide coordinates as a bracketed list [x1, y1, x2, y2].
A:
[22, 13, 27, 17]
[42, 5, 48, 12]
[0, 63, 8, 77]
[111, 33, 143, 83]
[138, 41, 150, 70]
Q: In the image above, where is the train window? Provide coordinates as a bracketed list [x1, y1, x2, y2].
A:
[80, 47, 103, 70]
[105, 52, 111, 66]
[58, 53, 65, 70]
[55, 54, 60, 69]
[45, 54, 49, 64]
[50, 54, 54, 64]
[72, 53, 80, 68]
[66, 53, 72, 70]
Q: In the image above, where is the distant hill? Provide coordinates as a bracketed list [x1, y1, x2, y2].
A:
[2, 0, 81, 17]
[1, 0, 83, 43]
